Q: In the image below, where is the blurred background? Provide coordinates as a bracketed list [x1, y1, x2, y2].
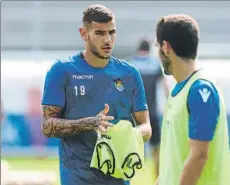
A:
[1, 1, 230, 185]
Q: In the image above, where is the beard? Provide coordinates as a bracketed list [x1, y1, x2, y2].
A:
[162, 59, 172, 75]
[88, 36, 110, 60]
[159, 49, 172, 75]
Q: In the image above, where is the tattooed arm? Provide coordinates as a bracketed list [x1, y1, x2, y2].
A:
[42, 104, 114, 138]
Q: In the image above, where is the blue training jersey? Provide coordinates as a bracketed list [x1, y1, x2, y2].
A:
[42, 52, 148, 185]
[171, 70, 220, 141]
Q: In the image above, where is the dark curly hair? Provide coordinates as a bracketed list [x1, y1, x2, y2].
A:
[156, 14, 199, 60]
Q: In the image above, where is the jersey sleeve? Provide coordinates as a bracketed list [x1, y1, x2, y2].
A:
[41, 60, 66, 108]
[188, 79, 220, 141]
[131, 66, 148, 112]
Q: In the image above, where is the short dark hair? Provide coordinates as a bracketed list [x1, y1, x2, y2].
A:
[82, 4, 114, 26]
[137, 39, 151, 52]
[156, 14, 199, 60]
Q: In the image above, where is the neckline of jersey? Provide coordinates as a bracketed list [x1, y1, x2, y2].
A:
[171, 69, 201, 97]
[77, 51, 113, 71]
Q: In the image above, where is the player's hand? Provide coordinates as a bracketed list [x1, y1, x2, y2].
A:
[96, 104, 114, 133]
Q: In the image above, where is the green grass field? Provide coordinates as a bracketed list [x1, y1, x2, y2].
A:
[3, 157, 155, 185]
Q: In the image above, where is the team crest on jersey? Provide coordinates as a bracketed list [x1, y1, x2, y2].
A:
[114, 78, 125, 91]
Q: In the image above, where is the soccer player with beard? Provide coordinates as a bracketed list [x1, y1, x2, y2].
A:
[41, 4, 152, 185]
[154, 14, 230, 185]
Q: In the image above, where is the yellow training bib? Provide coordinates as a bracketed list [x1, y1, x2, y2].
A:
[90, 120, 145, 180]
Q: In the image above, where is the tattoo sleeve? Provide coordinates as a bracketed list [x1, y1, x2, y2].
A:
[41, 105, 101, 138]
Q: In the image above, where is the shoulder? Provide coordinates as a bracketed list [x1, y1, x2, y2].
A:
[111, 56, 135, 69]
[48, 53, 81, 73]
[47, 59, 64, 74]
[111, 56, 139, 74]
[188, 79, 219, 105]
[189, 79, 219, 97]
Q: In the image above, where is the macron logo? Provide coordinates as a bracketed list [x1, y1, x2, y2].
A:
[72, 75, 93, 80]
[198, 88, 211, 103]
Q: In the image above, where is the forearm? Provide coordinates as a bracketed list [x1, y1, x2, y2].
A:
[42, 117, 99, 138]
[136, 123, 152, 142]
[179, 154, 207, 185]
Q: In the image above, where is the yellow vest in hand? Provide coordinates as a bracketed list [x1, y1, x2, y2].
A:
[90, 120, 145, 180]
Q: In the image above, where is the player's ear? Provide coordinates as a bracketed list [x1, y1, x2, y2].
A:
[79, 27, 87, 41]
[162, 41, 171, 55]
